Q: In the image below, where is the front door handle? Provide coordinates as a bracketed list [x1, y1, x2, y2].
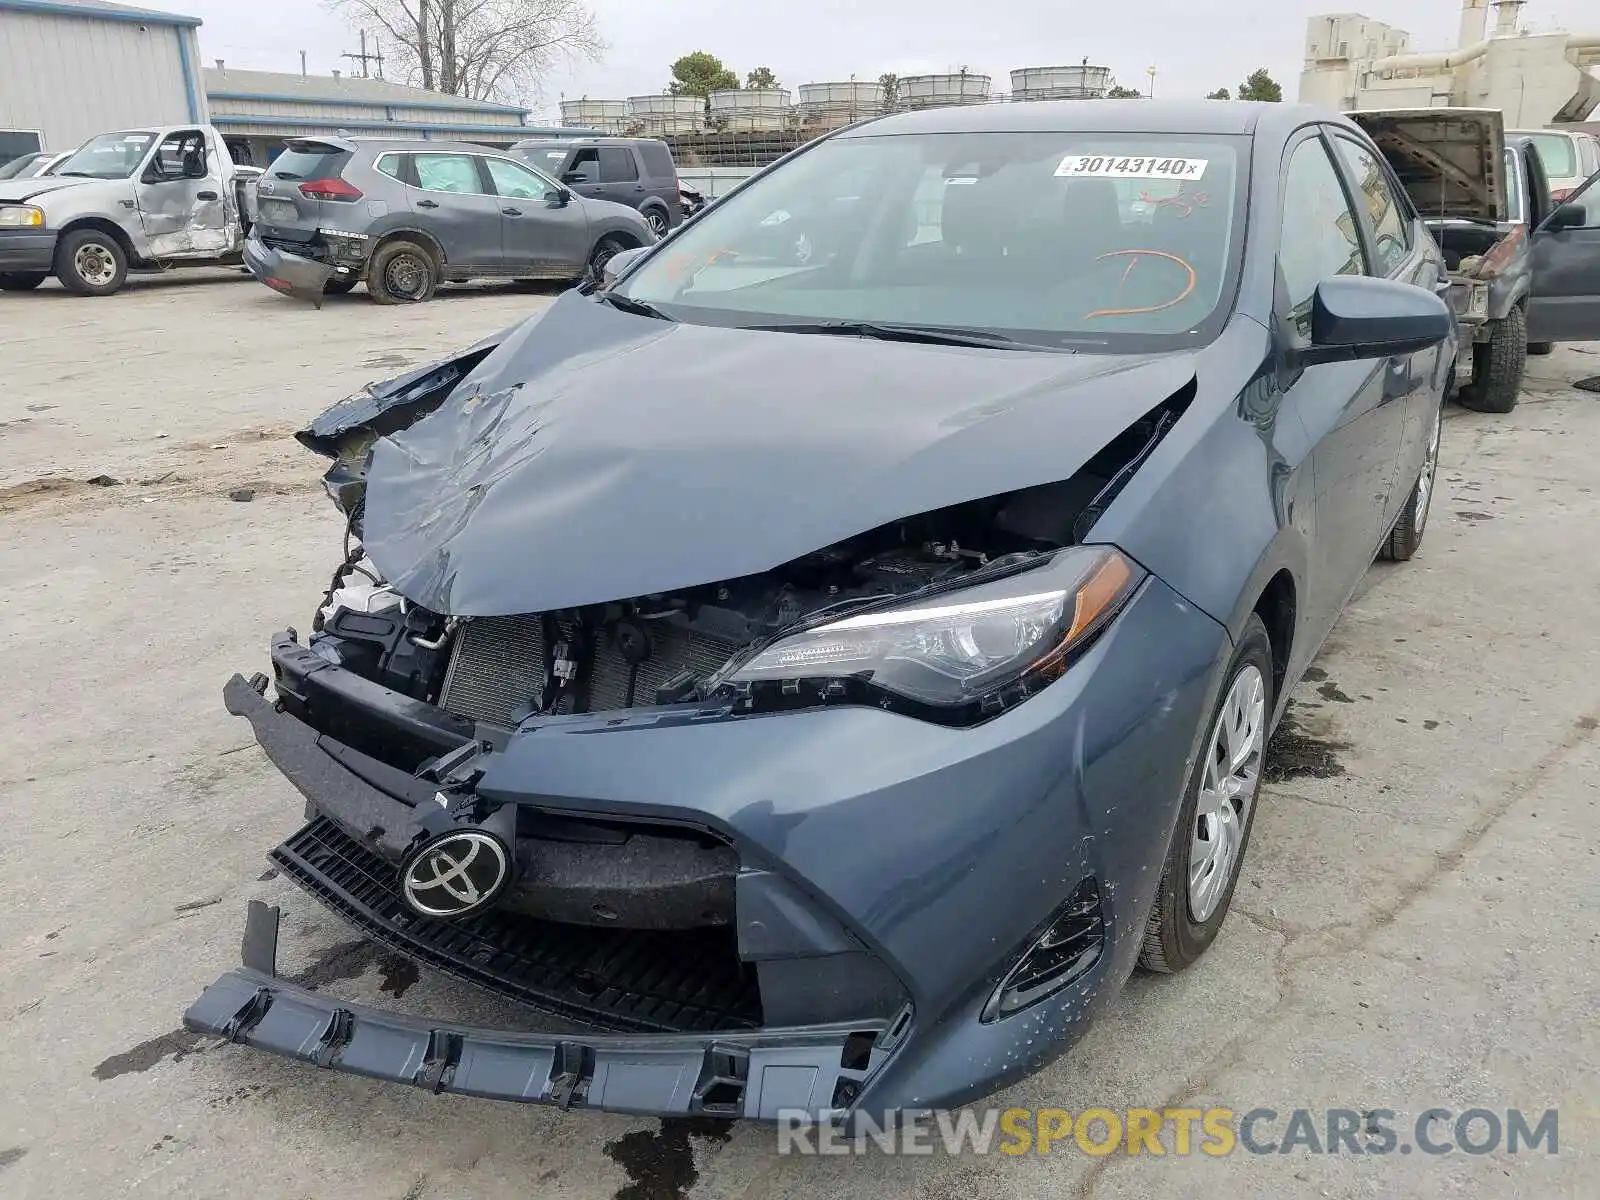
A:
[196, 190, 218, 201]
[502, 207, 522, 217]
[1434, 279, 1452, 295]
[416, 198, 439, 209]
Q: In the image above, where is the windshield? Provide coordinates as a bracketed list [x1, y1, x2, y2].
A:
[1524, 133, 1578, 179]
[616, 130, 1245, 349]
[0, 153, 43, 180]
[53, 132, 155, 179]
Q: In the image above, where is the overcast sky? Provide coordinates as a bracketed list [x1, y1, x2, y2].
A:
[182, 0, 1578, 119]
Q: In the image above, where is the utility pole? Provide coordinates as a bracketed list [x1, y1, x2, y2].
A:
[343, 30, 384, 79]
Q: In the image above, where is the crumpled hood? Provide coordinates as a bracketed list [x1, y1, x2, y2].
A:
[363, 292, 1199, 616]
[0, 176, 92, 204]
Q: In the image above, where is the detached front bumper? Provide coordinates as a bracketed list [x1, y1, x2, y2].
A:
[0, 228, 56, 273]
[194, 575, 1229, 1120]
[187, 901, 890, 1120]
[243, 233, 338, 307]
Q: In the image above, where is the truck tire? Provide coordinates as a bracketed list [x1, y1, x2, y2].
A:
[367, 239, 437, 304]
[55, 228, 128, 297]
[1460, 304, 1526, 414]
[1527, 341, 1553, 356]
[0, 272, 46, 291]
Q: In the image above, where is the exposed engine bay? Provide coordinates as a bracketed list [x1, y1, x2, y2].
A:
[307, 391, 1184, 731]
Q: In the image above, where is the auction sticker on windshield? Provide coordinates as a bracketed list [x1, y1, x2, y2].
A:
[1055, 155, 1207, 180]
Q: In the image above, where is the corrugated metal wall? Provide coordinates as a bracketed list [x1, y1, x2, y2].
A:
[0, 11, 202, 150]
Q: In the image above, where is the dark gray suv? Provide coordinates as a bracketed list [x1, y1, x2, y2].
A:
[244, 136, 655, 305]
[510, 137, 681, 237]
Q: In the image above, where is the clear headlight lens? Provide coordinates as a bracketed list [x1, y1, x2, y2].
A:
[722, 547, 1143, 722]
[0, 206, 45, 228]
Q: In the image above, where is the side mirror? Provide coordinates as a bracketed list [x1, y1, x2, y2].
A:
[561, 170, 584, 184]
[544, 187, 571, 206]
[1302, 276, 1454, 365]
[1545, 202, 1588, 232]
[600, 245, 649, 287]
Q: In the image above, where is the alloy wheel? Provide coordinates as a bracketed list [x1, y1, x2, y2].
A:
[646, 210, 668, 237]
[1188, 663, 1265, 923]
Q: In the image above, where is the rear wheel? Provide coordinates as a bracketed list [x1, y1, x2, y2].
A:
[1459, 305, 1526, 413]
[55, 229, 128, 296]
[1380, 399, 1441, 562]
[643, 207, 669, 238]
[1139, 614, 1272, 974]
[0, 272, 46, 291]
[368, 239, 437, 304]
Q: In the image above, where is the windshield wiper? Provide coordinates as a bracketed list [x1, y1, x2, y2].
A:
[55, 170, 94, 177]
[596, 291, 674, 321]
[745, 320, 1049, 350]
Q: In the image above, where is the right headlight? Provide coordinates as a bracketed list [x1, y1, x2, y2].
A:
[0, 205, 45, 229]
[715, 546, 1145, 726]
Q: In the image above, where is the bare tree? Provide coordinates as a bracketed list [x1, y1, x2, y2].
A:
[327, 0, 605, 103]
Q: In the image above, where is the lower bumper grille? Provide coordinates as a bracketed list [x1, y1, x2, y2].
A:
[440, 614, 740, 726]
[273, 817, 762, 1034]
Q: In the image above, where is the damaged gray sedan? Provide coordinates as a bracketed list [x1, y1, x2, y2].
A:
[188, 101, 1456, 1124]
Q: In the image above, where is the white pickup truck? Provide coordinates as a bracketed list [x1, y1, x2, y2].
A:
[0, 123, 257, 296]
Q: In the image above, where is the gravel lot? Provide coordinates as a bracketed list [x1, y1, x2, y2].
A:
[2, 271, 1596, 1199]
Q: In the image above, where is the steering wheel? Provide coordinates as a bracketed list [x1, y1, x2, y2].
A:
[1084, 249, 1197, 320]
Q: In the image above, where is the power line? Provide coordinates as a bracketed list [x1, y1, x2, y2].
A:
[342, 30, 385, 79]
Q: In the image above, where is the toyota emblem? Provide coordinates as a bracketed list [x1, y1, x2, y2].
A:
[401, 830, 511, 918]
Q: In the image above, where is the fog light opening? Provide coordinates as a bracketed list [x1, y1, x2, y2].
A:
[982, 877, 1106, 1022]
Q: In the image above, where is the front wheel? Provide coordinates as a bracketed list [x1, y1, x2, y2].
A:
[1380, 401, 1441, 562]
[0, 271, 46, 291]
[367, 239, 437, 304]
[55, 229, 128, 296]
[1139, 614, 1273, 974]
[1459, 306, 1526, 413]
[586, 236, 628, 280]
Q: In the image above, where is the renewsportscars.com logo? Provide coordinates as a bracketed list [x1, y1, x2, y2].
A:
[776, 1106, 1562, 1157]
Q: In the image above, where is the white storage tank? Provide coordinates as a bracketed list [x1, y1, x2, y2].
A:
[627, 94, 706, 135]
[900, 72, 992, 109]
[559, 98, 630, 134]
[796, 80, 885, 127]
[707, 87, 792, 131]
[1009, 64, 1113, 100]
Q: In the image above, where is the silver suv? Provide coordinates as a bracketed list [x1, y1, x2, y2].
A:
[244, 136, 656, 305]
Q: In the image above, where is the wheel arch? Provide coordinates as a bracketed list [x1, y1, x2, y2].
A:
[56, 217, 136, 262]
[370, 227, 447, 269]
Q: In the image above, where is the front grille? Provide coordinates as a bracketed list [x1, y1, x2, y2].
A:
[441, 615, 740, 726]
[273, 817, 762, 1033]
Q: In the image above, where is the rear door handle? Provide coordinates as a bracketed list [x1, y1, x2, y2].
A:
[416, 198, 439, 209]
[502, 207, 522, 217]
[196, 190, 218, 201]
[633, 184, 645, 192]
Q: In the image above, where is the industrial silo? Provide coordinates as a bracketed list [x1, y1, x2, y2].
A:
[899, 72, 993, 109]
[1009, 64, 1113, 100]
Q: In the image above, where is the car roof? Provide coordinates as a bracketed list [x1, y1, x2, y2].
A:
[511, 136, 662, 148]
[840, 99, 1331, 139]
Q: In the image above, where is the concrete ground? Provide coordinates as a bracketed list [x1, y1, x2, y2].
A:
[1, 272, 1596, 1199]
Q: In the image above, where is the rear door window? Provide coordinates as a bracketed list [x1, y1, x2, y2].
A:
[598, 146, 638, 183]
[637, 141, 675, 179]
[414, 153, 484, 194]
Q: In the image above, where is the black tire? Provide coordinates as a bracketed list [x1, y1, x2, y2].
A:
[0, 271, 46, 291]
[642, 207, 669, 238]
[54, 228, 128, 297]
[1139, 614, 1274, 974]
[1380, 400, 1441, 562]
[323, 277, 358, 296]
[587, 236, 628, 280]
[367, 239, 437, 305]
[1459, 305, 1526, 413]
[1527, 341, 1554, 356]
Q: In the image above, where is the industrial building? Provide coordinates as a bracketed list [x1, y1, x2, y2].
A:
[203, 66, 545, 166]
[1299, 0, 1600, 126]
[0, 0, 205, 161]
